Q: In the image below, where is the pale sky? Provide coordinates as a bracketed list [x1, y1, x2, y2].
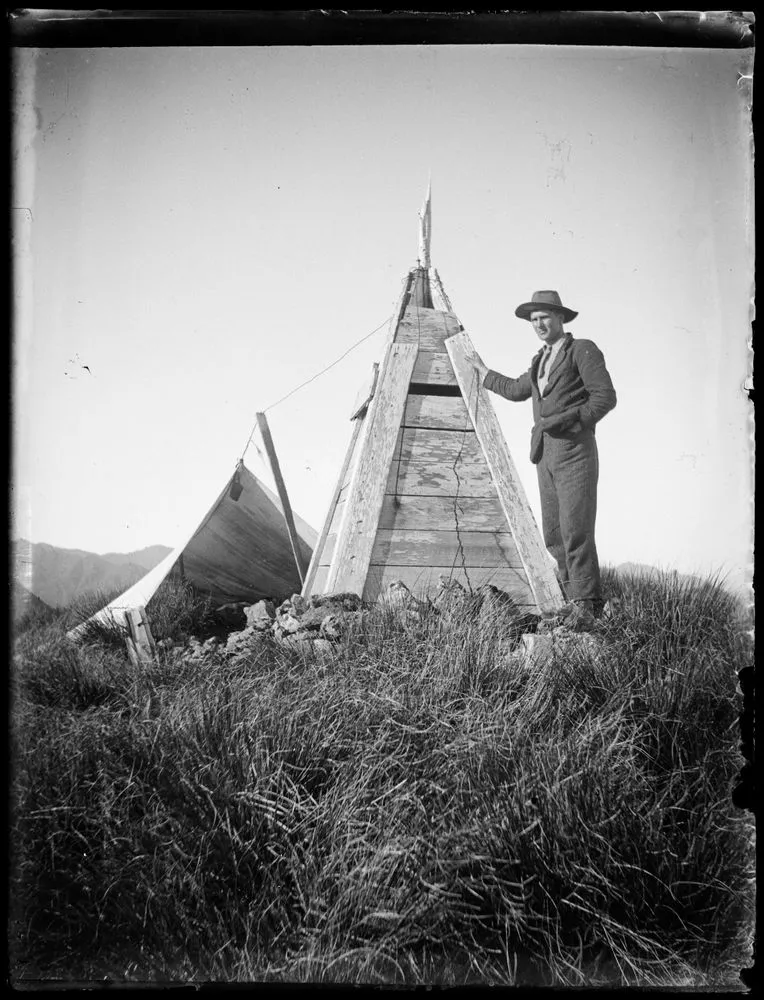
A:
[12, 44, 754, 596]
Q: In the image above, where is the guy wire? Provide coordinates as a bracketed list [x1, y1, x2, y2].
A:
[238, 314, 392, 462]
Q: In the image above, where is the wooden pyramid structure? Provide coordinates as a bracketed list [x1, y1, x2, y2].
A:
[302, 190, 565, 614]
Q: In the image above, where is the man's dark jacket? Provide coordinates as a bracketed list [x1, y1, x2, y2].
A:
[483, 333, 617, 463]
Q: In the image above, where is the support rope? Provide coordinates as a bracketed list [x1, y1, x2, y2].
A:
[239, 314, 392, 462]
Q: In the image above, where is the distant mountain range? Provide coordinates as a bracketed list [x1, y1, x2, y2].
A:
[12, 539, 172, 612]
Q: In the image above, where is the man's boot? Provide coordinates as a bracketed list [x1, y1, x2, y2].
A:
[557, 599, 597, 632]
[557, 599, 594, 616]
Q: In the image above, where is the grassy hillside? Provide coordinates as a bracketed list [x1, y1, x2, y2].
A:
[9, 570, 754, 987]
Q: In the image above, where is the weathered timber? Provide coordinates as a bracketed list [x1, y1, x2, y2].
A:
[445, 331, 565, 614]
[411, 352, 458, 385]
[403, 394, 471, 430]
[349, 361, 380, 420]
[369, 528, 522, 567]
[378, 494, 510, 532]
[385, 460, 499, 498]
[393, 426, 484, 465]
[124, 606, 156, 666]
[389, 270, 418, 341]
[362, 565, 535, 604]
[315, 531, 338, 567]
[302, 417, 363, 597]
[307, 566, 331, 596]
[325, 342, 418, 595]
[393, 306, 462, 350]
[256, 412, 309, 585]
[428, 268, 454, 313]
[321, 528, 522, 570]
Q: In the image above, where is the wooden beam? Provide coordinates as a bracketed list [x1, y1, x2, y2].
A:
[403, 394, 471, 430]
[308, 564, 537, 607]
[325, 341, 418, 596]
[256, 411, 308, 587]
[322, 527, 523, 570]
[393, 426, 483, 464]
[428, 267, 455, 313]
[394, 308, 462, 350]
[362, 565, 535, 604]
[349, 361, 380, 420]
[445, 331, 565, 615]
[385, 460, 499, 498]
[124, 606, 156, 666]
[302, 417, 363, 598]
[378, 494, 510, 532]
[303, 360, 381, 597]
[370, 528, 522, 568]
[411, 352, 458, 385]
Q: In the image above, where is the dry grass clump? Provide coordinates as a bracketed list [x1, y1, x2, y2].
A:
[9, 568, 753, 986]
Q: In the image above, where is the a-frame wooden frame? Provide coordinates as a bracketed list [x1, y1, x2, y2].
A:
[302, 193, 565, 615]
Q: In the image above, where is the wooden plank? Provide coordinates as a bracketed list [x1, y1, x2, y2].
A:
[394, 307, 462, 351]
[310, 565, 329, 595]
[325, 341, 419, 595]
[318, 532, 338, 566]
[324, 527, 521, 569]
[411, 352, 457, 385]
[385, 461, 499, 498]
[349, 361, 380, 420]
[302, 417, 363, 598]
[362, 565, 535, 605]
[403, 395, 471, 430]
[388, 271, 416, 343]
[445, 331, 565, 614]
[125, 606, 156, 666]
[429, 268, 455, 313]
[409, 270, 434, 309]
[370, 529, 522, 568]
[378, 495, 510, 533]
[393, 426, 483, 465]
[256, 412, 308, 585]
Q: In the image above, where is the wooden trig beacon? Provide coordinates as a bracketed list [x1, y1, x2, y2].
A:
[302, 186, 565, 615]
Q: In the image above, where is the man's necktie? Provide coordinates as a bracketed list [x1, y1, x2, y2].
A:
[538, 347, 552, 382]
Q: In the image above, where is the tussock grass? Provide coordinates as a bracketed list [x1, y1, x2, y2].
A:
[9, 569, 753, 986]
[144, 578, 220, 643]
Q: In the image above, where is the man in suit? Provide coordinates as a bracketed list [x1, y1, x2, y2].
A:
[473, 290, 617, 617]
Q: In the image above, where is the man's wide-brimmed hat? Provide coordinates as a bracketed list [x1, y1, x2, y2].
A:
[515, 290, 578, 323]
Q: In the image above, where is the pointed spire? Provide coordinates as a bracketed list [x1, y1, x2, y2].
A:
[418, 178, 431, 268]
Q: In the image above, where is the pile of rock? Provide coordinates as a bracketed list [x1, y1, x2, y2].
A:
[222, 591, 367, 659]
[158, 576, 614, 669]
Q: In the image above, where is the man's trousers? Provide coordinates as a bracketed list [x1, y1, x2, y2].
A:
[536, 430, 601, 603]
